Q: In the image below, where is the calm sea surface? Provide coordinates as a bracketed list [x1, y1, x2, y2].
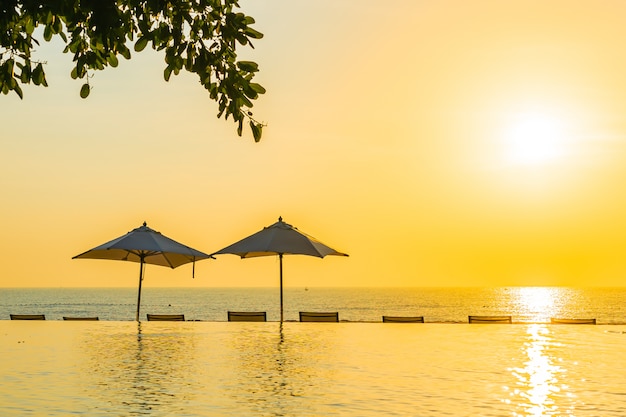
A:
[2, 287, 626, 416]
[1, 287, 626, 323]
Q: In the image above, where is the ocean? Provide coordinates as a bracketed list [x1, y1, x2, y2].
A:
[1, 286, 625, 323]
[2, 287, 626, 416]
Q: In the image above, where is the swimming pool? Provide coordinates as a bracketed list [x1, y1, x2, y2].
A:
[2, 321, 625, 416]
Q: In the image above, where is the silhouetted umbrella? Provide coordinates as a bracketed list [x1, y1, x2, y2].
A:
[211, 217, 348, 321]
[73, 222, 211, 321]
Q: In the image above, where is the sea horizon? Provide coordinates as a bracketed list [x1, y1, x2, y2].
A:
[3, 286, 626, 324]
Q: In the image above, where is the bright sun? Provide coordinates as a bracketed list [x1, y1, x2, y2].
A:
[503, 112, 568, 166]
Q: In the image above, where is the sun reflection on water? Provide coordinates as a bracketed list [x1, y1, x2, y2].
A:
[509, 324, 566, 417]
[510, 287, 562, 323]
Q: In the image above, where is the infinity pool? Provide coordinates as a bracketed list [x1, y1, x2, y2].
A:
[2, 321, 625, 416]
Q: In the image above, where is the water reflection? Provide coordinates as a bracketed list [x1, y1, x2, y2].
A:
[225, 322, 337, 416]
[509, 324, 565, 416]
[510, 287, 562, 322]
[4, 321, 626, 416]
[80, 322, 199, 416]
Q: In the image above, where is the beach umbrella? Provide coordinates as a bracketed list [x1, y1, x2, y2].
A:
[211, 217, 348, 322]
[73, 222, 211, 321]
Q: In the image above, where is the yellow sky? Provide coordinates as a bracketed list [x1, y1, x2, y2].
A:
[2, 1, 626, 288]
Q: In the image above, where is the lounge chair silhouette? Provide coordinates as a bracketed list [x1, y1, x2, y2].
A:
[550, 317, 596, 324]
[299, 312, 339, 322]
[10, 314, 45, 320]
[382, 316, 424, 323]
[468, 315, 512, 324]
[146, 314, 185, 321]
[227, 311, 267, 322]
[63, 316, 99, 321]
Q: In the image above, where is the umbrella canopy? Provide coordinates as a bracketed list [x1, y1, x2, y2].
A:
[73, 222, 211, 321]
[212, 217, 348, 321]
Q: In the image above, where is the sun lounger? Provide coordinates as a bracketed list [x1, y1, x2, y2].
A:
[63, 316, 99, 321]
[550, 317, 596, 324]
[468, 315, 512, 324]
[227, 311, 267, 322]
[382, 316, 424, 323]
[146, 314, 185, 321]
[299, 312, 339, 322]
[10, 314, 45, 320]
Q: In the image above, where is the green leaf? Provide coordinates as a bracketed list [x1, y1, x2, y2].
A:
[118, 45, 131, 60]
[237, 61, 258, 72]
[250, 121, 262, 142]
[43, 25, 52, 41]
[32, 64, 43, 85]
[53, 18, 62, 34]
[244, 27, 264, 39]
[25, 17, 35, 34]
[80, 83, 90, 98]
[134, 37, 148, 52]
[174, 56, 184, 70]
[13, 83, 23, 99]
[249, 83, 266, 94]
[240, 94, 253, 107]
[20, 66, 30, 83]
[164, 66, 173, 81]
[107, 54, 119, 67]
[6, 59, 14, 78]
[236, 33, 248, 45]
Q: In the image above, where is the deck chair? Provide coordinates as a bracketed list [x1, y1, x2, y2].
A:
[63, 316, 99, 321]
[146, 314, 185, 321]
[550, 317, 596, 324]
[10, 314, 45, 320]
[227, 311, 267, 322]
[382, 316, 424, 323]
[468, 315, 512, 324]
[299, 312, 339, 322]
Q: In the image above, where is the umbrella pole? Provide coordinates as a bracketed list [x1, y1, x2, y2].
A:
[136, 257, 145, 322]
[279, 253, 284, 322]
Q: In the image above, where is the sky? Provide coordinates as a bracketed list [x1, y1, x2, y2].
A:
[2, 1, 626, 288]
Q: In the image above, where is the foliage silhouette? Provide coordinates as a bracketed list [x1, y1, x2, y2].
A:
[0, 0, 265, 141]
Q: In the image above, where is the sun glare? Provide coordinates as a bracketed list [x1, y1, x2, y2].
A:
[502, 112, 568, 166]
[509, 324, 562, 416]
[513, 287, 559, 322]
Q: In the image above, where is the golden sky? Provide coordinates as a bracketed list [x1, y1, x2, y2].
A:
[2, 1, 626, 288]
